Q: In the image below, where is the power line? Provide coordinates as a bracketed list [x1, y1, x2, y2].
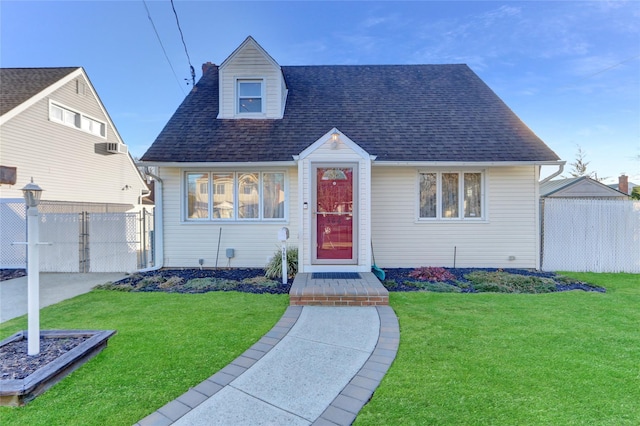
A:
[142, 0, 186, 95]
[560, 53, 640, 90]
[170, 0, 196, 86]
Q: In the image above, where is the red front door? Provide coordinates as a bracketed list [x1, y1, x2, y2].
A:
[314, 166, 356, 263]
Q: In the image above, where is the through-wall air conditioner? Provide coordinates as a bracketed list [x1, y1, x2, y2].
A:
[106, 142, 128, 154]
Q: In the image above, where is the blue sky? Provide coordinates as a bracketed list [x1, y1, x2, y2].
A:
[1, 1, 638, 184]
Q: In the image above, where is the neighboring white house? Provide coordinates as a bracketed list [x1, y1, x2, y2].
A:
[0, 67, 149, 270]
[141, 36, 564, 272]
[541, 176, 629, 200]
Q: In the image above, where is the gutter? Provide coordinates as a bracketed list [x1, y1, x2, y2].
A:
[539, 161, 566, 185]
[138, 170, 163, 272]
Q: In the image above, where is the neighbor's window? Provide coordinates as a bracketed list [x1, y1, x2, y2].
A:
[238, 80, 263, 113]
[50, 101, 106, 137]
[419, 171, 484, 220]
[185, 171, 286, 221]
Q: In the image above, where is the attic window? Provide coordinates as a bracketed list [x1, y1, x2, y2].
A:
[237, 80, 263, 113]
[49, 101, 106, 138]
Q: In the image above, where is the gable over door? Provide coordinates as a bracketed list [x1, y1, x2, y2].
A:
[297, 129, 372, 273]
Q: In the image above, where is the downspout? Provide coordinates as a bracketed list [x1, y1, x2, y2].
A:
[537, 161, 565, 271]
[138, 171, 163, 272]
[539, 161, 566, 185]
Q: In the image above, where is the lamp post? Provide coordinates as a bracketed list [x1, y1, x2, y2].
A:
[22, 178, 43, 355]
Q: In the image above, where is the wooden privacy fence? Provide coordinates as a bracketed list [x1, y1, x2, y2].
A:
[542, 198, 640, 273]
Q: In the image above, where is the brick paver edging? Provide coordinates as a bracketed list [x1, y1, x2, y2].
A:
[136, 305, 400, 426]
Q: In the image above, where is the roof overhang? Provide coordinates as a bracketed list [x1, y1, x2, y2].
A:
[0, 68, 82, 125]
[138, 161, 297, 168]
[372, 160, 566, 167]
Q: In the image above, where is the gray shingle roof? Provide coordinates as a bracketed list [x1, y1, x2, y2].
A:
[142, 64, 560, 163]
[0, 67, 79, 116]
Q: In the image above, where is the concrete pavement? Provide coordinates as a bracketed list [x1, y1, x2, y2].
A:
[0, 272, 125, 323]
[0, 271, 400, 425]
[137, 305, 400, 425]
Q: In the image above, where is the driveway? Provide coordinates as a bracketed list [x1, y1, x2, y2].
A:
[0, 273, 125, 323]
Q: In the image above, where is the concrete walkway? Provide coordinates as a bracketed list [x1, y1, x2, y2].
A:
[137, 305, 400, 426]
[0, 273, 125, 323]
[0, 271, 400, 424]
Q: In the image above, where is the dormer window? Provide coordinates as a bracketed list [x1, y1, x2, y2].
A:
[238, 79, 263, 114]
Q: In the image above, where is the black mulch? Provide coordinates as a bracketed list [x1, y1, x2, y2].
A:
[100, 267, 605, 294]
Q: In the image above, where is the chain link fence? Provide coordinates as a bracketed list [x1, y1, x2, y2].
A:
[1, 199, 154, 272]
[542, 198, 640, 273]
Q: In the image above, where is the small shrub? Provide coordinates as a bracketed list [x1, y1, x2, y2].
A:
[242, 276, 280, 288]
[464, 271, 556, 293]
[94, 282, 133, 292]
[265, 246, 298, 279]
[182, 277, 238, 292]
[183, 277, 215, 291]
[404, 281, 461, 293]
[136, 275, 164, 290]
[382, 280, 398, 290]
[159, 276, 184, 289]
[409, 267, 456, 282]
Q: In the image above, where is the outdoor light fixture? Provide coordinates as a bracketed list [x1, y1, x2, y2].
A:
[22, 177, 43, 208]
[330, 131, 340, 149]
[21, 177, 44, 355]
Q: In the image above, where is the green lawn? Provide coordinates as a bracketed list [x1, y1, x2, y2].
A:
[0, 291, 288, 425]
[2, 273, 638, 425]
[355, 273, 640, 425]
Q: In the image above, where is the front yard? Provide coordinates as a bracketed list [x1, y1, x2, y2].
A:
[1, 272, 638, 425]
[356, 272, 640, 425]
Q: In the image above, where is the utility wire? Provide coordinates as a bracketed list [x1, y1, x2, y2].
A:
[142, 0, 186, 95]
[560, 53, 640, 90]
[170, 0, 196, 86]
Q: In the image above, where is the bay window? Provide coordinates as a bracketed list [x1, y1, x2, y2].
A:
[186, 171, 286, 221]
[419, 171, 484, 220]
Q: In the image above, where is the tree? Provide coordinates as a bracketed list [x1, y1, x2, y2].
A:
[567, 145, 607, 181]
[631, 186, 640, 200]
[568, 145, 592, 177]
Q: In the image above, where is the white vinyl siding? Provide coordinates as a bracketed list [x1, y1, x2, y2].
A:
[372, 166, 539, 268]
[298, 135, 372, 273]
[161, 166, 298, 268]
[218, 41, 285, 119]
[0, 75, 145, 207]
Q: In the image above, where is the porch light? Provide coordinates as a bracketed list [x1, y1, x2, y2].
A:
[22, 178, 43, 208]
[21, 177, 44, 355]
[330, 131, 340, 149]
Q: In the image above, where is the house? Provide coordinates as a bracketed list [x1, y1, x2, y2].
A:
[541, 176, 629, 200]
[608, 174, 638, 197]
[141, 36, 563, 272]
[0, 67, 149, 270]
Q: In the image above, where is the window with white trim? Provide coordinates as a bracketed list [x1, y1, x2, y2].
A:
[49, 102, 106, 137]
[186, 171, 285, 221]
[237, 79, 263, 114]
[419, 171, 484, 220]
